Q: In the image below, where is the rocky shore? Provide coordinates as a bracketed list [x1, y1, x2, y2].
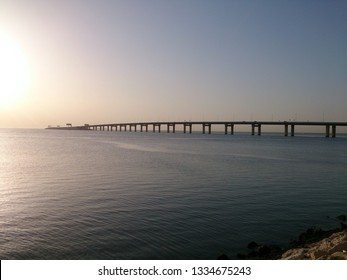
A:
[280, 230, 347, 260]
[233, 215, 347, 260]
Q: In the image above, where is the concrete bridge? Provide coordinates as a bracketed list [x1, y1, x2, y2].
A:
[48, 121, 347, 137]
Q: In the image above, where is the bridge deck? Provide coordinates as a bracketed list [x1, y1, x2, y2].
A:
[47, 121, 347, 137]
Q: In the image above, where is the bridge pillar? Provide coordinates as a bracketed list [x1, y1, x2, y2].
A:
[167, 124, 176, 133]
[251, 123, 261, 135]
[225, 124, 234, 135]
[153, 124, 161, 133]
[184, 123, 192, 133]
[284, 124, 288, 136]
[332, 125, 336, 138]
[325, 125, 330, 137]
[291, 125, 295, 136]
[202, 124, 211, 134]
[130, 125, 136, 132]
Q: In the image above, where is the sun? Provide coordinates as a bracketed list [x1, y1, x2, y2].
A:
[0, 32, 30, 109]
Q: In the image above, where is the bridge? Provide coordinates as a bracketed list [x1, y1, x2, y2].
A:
[47, 121, 347, 137]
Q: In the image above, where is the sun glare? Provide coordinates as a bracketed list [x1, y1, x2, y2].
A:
[0, 32, 30, 109]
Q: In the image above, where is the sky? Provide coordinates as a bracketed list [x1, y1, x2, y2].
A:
[0, 0, 346, 128]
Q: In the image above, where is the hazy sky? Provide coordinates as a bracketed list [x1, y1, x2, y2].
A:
[0, 0, 346, 128]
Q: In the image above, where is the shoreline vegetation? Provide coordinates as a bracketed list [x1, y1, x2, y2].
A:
[220, 215, 347, 260]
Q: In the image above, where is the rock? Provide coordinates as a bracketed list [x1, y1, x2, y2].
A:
[280, 231, 347, 260]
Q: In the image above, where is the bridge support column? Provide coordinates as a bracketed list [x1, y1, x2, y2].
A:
[130, 125, 136, 132]
[141, 124, 148, 132]
[251, 123, 261, 135]
[291, 125, 295, 136]
[325, 125, 330, 137]
[332, 125, 336, 138]
[284, 124, 288, 136]
[167, 124, 176, 133]
[184, 124, 192, 133]
[153, 124, 161, 133]
[225, 124, 234, 135]
[203, 124, 211, 134]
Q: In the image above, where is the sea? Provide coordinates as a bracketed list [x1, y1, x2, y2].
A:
[0, 128, 346, 260]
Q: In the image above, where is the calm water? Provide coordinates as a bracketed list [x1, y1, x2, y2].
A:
[0, 129, 346, 259]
